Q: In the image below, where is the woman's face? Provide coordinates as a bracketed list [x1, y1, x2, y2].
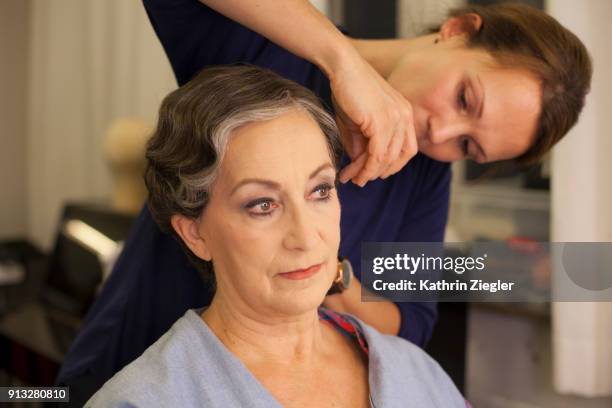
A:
[193, 109, 341, 317]
[388, 38, 542, 163]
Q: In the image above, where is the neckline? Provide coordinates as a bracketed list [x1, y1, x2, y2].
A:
[185, 309, 283, 407]
[185, 308, 373, 407]
[318, 307, 370, 355]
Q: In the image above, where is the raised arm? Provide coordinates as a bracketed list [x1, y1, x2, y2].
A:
[200, 0, 348, 78]
[200, 0, 418, 186]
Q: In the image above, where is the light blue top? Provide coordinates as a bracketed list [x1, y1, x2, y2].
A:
[86, 309, 465, 407]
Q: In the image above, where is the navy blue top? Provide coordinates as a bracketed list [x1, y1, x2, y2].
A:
[57, 0, 451, 397]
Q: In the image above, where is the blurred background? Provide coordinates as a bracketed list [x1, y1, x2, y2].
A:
[0, 0, 610, 407]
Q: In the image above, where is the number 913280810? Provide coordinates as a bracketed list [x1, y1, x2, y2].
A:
[2, 387, 69, 402]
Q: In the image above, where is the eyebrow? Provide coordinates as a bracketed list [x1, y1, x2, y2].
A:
[230, 162, 335, 196]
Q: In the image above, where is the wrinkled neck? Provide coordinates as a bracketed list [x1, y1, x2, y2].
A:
[201, 294, 333, 366]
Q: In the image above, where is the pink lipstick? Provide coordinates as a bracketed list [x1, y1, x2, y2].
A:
[279, 263, 322, 280]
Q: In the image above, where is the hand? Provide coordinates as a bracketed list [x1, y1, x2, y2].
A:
[329, 53, 418, 186]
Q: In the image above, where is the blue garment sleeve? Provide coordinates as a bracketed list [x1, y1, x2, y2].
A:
[143, 0, 328, 91]
[143, 0, 267, 85]
[395, 159, 451, 346]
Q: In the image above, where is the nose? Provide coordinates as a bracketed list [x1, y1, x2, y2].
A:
[428, 115, 470, 145]
[282, 203, 319, 252]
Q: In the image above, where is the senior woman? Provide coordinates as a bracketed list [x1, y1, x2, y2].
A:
[59, 1, 592, 400]
[86, 65, 465, 407]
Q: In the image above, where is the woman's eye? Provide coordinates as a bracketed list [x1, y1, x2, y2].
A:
[461, 138, 470, 157]
[245, 199, 278, 216]
[311, 183, 334, 200]
[458, 85, 468, 111]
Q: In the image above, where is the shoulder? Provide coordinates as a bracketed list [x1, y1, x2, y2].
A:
[142, 0, 330, 98]
[402, 153, 451, 192]
[357, 317, 443, 376]
[393, 154, 452, 240]
[381, 153, 451, 212]
[87, 309, 281, 408]
[85, 311, 203, 407]
[366, 325, 445, 377]
[348, 315, 466, 407]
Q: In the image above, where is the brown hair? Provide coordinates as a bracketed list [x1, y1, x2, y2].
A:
[145, 65, 341, 277]
[448, 2, 592, 165]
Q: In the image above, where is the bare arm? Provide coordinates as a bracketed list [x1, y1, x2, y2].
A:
[199, 0, 418, 186]
[200, 0, 352, 77]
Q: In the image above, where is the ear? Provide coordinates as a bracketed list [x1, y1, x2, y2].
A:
[439, 13, 483, 41]
[171, 214, 212, 261]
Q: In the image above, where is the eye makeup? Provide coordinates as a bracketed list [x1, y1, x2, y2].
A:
[242, 179, 336, 218]
[244, 197, 278, 217]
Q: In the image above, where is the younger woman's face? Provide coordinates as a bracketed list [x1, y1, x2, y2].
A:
[388, 38, 542, 163]
[194, 109, 341, 318]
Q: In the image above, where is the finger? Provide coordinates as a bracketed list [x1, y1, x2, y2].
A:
[354, 120, 398, 185]
[380, 126, 405, 179]
[384, 120, 418, 177]
[353, 152, 385, 187]
[339, 153, 368, 184]
[361, 117, 393, 175]
[381, 100, 415, 178]
[335, 114, 355, 159]
[351, 132, 367, 159]
[333, 96, 364, 160]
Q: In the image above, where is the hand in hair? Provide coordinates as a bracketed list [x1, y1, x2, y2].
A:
[330, 53, 417, 186]
[199, 0, 418, 187]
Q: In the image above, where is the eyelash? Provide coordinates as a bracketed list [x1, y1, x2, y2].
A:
[461, 138, 470, 157]
[457, 83, 472, 158]
[313, 182, 334, 201]
[245, 197, 277, 216]
[458, 84, 468, 111]
[245, 183, 335, 217]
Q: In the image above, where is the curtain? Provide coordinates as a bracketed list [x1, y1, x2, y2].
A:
[26, 0, 176, 248]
